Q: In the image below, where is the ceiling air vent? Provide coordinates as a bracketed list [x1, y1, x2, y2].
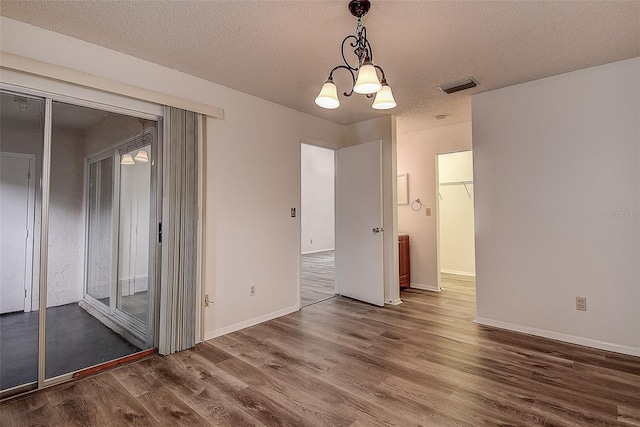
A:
[438, 77, 479, 94]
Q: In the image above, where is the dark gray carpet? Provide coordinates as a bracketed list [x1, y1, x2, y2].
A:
[0, 302, 141, 391]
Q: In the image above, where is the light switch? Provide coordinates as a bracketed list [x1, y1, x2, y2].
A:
[291, 208, 296, 218]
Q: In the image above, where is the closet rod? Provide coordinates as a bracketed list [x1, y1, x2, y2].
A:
[439, 180, 473, 186]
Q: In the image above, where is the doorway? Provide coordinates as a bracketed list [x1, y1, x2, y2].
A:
[436, 151, 476, 288]
[0, 153, 36, 314]
[300, 143, 336, 307]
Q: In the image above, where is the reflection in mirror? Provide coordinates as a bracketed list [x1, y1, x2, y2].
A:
[117, 145, 151, 324]
[0, 92, 44, 393]
[86, 156, 114, 306]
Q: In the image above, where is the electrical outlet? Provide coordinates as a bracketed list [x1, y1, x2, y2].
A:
[576, 296, 587, 311]
[425, 207, 431, 216]
[204, 294, 210, 307]
[250, 284, 256, 296]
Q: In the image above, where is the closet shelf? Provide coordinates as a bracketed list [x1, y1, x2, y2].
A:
[439, 180, 473, 186]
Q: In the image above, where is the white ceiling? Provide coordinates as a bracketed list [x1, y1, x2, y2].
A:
[1, 1, 639, 133]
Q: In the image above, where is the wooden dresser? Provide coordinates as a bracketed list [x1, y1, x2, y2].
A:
[399, 234, 410, 288]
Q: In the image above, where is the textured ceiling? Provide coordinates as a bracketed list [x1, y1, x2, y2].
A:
[1, 1, 639, 133]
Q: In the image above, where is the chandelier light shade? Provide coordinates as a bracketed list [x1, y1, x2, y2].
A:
[122, 119, 152, 166]
[120, 153, 135, 165]
[134, 149, 149, 163]
[315, 0, 396, 110]
[353, 58, 381, 94]
[315, 78, 341, 109]
[372, 79, 397, 109]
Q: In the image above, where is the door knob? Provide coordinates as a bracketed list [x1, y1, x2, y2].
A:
[372, 227, 384, 233]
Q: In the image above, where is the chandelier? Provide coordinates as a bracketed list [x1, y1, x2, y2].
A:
[315, 0, 396, 110]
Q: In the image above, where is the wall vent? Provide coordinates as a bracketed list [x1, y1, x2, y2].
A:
[438, 77, 479, 94]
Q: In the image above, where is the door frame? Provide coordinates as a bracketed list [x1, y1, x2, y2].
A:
[298, 138, 339, 308]
[299, 141, 337, 308]
[0, 152, 37, 312]
[298, 136, 400, 309]
[435, 149, 476, 290]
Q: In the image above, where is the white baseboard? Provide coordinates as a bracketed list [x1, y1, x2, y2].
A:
[204, 304, 300, 341]
[474, 317, 640, 357]
[441, 269, 475, 277]
[441, 270, 475, 283]
[301, 248, 335, 255]
[386, 298, 403, 306]
[409, 283, 442, 292]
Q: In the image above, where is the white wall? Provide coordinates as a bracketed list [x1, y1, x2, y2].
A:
[3, 18, 346, 337]
[438, 151, 476, 276]
[1, 17, 400, 340]
[397, 122, 473, 291]
[47, 126, 85, 307]
[301, 143, 335, 254]
[473, 58, 640, 355]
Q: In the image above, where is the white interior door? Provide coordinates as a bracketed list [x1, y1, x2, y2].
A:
[0, 154, 32, 314]
[335, 140, 384, 306]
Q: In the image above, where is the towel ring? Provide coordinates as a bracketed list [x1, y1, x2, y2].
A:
[411, 199, 422, 211]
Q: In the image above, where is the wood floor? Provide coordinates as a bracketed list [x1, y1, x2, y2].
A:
[3, 279, 640, 426]
[300, 250, 335, 307]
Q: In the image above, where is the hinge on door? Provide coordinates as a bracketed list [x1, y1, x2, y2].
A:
[158, 222, 162, 243]
[27, 170, 31, 180]
[26, 229, 29, 239]
[25, 289, 27, 298]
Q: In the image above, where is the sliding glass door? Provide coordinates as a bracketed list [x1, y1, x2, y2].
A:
[0, 92, 44, 394]
[83, 132, 156, 347]
[0, 89, 161, 397]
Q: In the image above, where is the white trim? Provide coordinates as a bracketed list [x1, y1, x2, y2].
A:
[0, 52, 224, 120]
[410, 282, 442, 292]
[204, 304, 300, 341]
[386, 298, 403, 306]
[474, 317, 640, 357]
[37, 97, 52, 386]
[301, 248, 335, 255]
[300, 136, 340, 151]
[441, 269, 475, 278]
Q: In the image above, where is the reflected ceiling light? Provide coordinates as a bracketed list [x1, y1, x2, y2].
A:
[315, 0, 396, 110]
[14, 96, 28, 111]
[120, 153, 135, 165]
[122, 119, 152, 166]
[134, 150, 149, 163]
